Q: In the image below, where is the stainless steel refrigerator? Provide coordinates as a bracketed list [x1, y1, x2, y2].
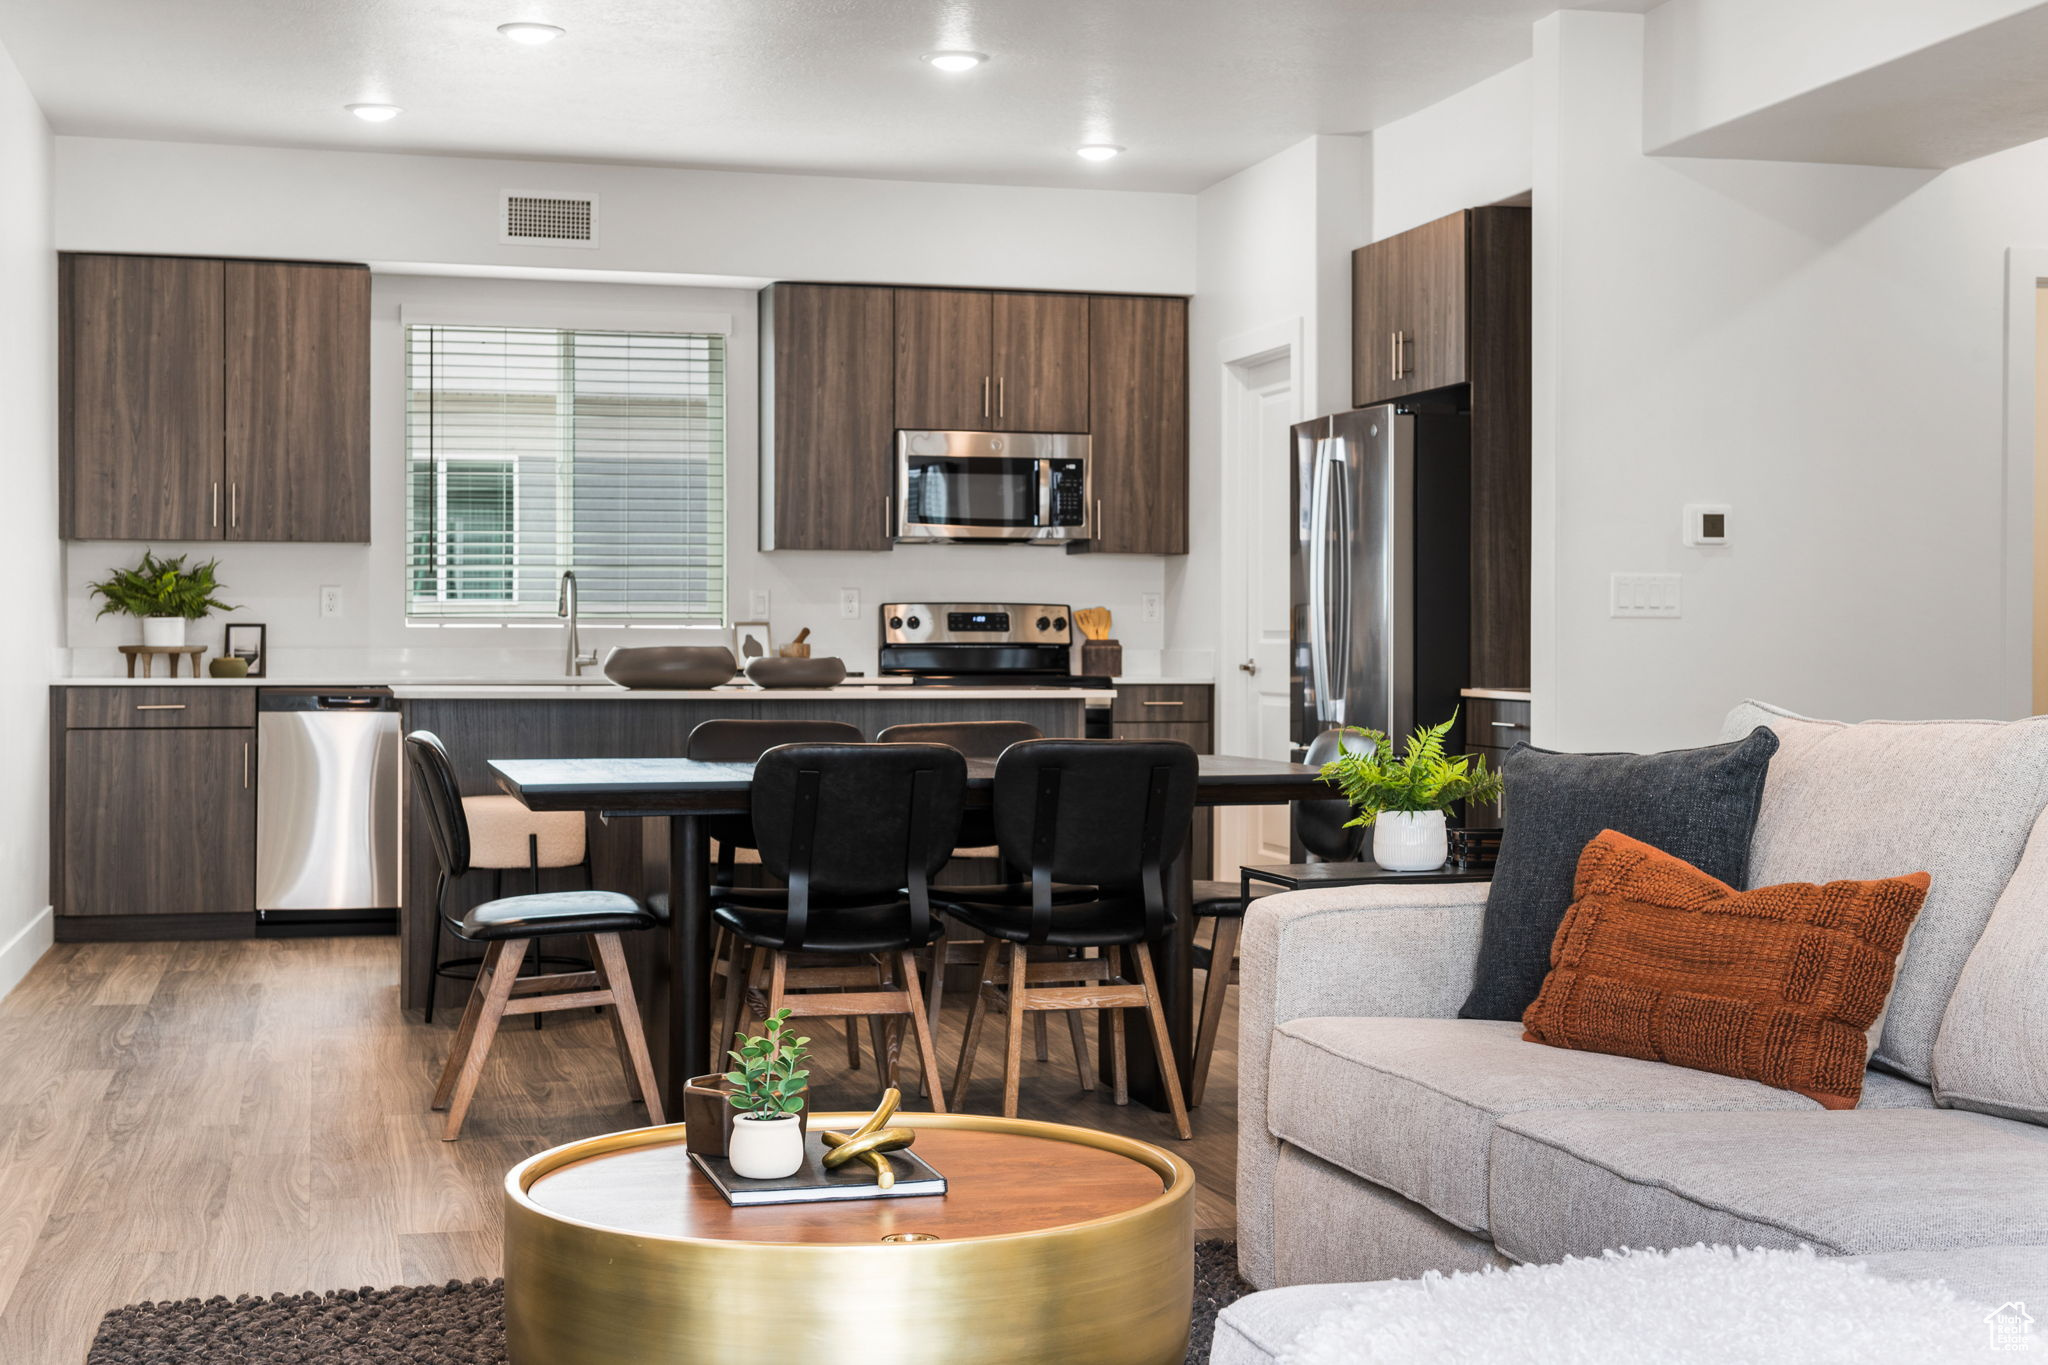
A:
[1291, 404, 1470, 755]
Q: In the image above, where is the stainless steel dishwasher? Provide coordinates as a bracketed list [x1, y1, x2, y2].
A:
[256, 689, 401, 931]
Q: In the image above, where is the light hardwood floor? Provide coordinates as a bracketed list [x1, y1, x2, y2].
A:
[0, 935, 1239, 1365]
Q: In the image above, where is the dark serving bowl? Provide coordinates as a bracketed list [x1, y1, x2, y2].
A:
[743, 656, 848, 689]
[602, 645, 738, 690]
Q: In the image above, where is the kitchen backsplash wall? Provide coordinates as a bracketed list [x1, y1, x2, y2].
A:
[63, 273, 1184, 681]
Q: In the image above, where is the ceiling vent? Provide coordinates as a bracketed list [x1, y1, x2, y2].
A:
[502, 191, 598, 247]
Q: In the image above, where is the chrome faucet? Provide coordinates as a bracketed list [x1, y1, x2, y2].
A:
[558, 570, 599, 676]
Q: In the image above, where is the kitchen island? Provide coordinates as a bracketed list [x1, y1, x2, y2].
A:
[393, 682, 1109, 1014]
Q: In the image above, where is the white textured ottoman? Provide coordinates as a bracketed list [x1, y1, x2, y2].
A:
[1210, 1245, 2019, 1364]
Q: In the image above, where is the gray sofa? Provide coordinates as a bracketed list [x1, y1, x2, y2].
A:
[1222, 702, 2048, 1362]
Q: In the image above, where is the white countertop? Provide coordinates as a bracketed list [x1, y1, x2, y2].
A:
[388, 683, 1116, 701]
[1112, 676, 1215, 687]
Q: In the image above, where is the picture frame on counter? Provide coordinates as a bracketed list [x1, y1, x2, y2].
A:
[224, 622, 267, 678]
[730, 620, 774, 662]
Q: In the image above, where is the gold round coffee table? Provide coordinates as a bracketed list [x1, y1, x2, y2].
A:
[503, 1111, 1195, 1364]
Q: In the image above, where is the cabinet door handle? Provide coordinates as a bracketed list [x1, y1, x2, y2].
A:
[883, 494, 893, 542]
[135, 703, 187, 711]
[211, 481, 220, 529]
[1490, 720, 1530, 730]
[997, 376, 1005, 420]
[244, 740, 251, 789]
[1141, 700, 1185, 707]
[230, 481, 240, 529]
[1095, 498, 1104, 546]
[982, 375, 991, 420]
[1391, 331, 1400, 382]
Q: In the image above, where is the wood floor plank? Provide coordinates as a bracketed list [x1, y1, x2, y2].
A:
[0, 935, 1242, 1365]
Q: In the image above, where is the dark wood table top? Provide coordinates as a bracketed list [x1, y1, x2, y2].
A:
[1241, 860, 1494, 890]
[490, 752, 1328, 814]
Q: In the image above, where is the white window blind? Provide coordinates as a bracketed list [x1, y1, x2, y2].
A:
[405, 324, 726, 620]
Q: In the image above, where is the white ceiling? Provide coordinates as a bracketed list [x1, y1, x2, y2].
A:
[0, 0, 1659, 193]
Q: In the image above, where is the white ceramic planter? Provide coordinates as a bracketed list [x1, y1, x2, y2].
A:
[140, 616, 187, 648]
[727, 1112, 804, 1179]
[1374, 809, 1449, 872]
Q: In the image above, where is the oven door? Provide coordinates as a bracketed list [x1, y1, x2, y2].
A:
[894, 431, 1088, 543]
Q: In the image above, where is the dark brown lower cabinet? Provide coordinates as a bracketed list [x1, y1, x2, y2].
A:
[1109, 684, 1215, 874]
[58, 724, 256, 937]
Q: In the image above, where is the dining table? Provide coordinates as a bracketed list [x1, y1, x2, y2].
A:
[489, 751, 1330, 1113]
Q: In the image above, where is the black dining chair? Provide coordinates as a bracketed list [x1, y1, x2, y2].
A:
[942, 738, 1198, 1140]
[403, 731, 663, 1141]
[712, 742, 965, 1107]
[1186, 727, 1369, 1106]
[873, 720, 1069, 1089]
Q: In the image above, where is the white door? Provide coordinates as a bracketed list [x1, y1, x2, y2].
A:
[1218, 347, 1301, 873]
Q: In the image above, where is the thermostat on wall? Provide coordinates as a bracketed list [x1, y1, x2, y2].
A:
[1683, 504, 1731, 546]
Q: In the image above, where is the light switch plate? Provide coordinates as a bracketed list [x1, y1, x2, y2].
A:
[838, 588, 861, 619]
[748, 588, 771, 618]
[1610, 573, 1681, 618]
[319, 585, 343, 619]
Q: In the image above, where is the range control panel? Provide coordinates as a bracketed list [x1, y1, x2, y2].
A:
[880, 602, 1073, 646]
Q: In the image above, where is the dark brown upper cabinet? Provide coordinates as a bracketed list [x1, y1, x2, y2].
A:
[762, 283, 897, 551]
[894, 289, 993, 432]
[1353, 211, 1470, 405]
[895, 288, 1091, 434]
[60, 254, 225, 541]
[1087, 294, 1188, 555]
[226, 261, 370, 542]
[60, 253, 371, 543]
[991, 292, 1089, 432]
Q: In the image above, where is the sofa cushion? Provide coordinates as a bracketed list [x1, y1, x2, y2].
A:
[1460, 728, 1779, 1021]
[1523, 830, 1929, 1109]
[1266, 1017, 1819, 1234]
[1489, 1107, 2048, 1265]
[1934, 802, 2048, 1124]
[1854, 1244, 2048, 1309]
[1719, 701, 2048, 1085]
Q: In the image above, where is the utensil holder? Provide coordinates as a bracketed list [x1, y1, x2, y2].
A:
[1080, 639, 1122, 678]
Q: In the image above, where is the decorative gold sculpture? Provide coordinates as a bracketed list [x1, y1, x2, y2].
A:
[819, 1087, 916, 1189]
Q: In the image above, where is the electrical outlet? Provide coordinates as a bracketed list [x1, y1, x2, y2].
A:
[1141, 592, 1162, 624]
[748, 588, 771, 618]
[838, 588, 861, 620]
[1609, 573, 1681, 618]
[319, 585, 343, 619]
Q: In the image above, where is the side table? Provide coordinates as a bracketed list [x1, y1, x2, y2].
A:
[117, 644, 207, 678]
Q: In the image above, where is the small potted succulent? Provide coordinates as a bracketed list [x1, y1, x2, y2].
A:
[86, 550, 238, 649]
[722, 1008, 811, 1179]
[1319, 714, 1505, 872]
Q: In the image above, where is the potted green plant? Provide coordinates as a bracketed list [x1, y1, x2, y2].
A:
[1318, 714, 1505, 872]
[86, 550, 238, 649]
[722, 1008, 811, 1179]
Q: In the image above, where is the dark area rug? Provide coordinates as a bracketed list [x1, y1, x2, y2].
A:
[89, 1239, 1251, 1364]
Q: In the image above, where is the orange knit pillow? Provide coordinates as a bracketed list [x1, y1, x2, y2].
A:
[1522, 830, 1930, 1109]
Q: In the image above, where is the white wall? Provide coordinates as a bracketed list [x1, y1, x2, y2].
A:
[0, 37, 57, 1000]
[55, 137, 1195, 295]
[1371, 60, 1532, 240]
[66, 274, 1174, 679]
[1531, 10, 2041, 752]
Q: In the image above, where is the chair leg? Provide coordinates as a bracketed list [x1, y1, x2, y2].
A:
[919, 929, 949, 1099]
[1106, 946, 1129, 1107]
[951, 938, 1003, 1107]
[593, 933, 664, 1124]
[1001, 944, 1029, 1120]
[715, 945, 756, 1071]
[845, 1019, 865, 1071]
[896, 950, 948, 1113]
[1190, 916, 1241, 1110]
[1033, 1012, 1051, 1063]
[1132, 941, 1194, 1141]
[1067, 1011, 1095, 1093]
[440, 938, 527, 1142]
[431, 939, 492, 1111]
[425, 871, 448, 1024]
[867, 957, 894, 1096]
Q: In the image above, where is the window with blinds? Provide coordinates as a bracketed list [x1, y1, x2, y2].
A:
[405, 324, 726, 620]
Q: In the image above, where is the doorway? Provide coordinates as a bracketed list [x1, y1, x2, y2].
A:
[1216, 326, 1303, 873]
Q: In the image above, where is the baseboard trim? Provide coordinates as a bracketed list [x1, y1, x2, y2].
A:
[0, 905, 55, 1002]
[54, 913, 255, 943]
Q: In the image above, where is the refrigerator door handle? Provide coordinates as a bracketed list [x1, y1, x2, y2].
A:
[1308, 436, 1349, 727]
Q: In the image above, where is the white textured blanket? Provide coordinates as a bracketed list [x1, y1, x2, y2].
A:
[1279, 1245, 2013, 1364]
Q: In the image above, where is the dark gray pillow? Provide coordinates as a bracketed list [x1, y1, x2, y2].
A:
[1457, 726, 1780, 1022]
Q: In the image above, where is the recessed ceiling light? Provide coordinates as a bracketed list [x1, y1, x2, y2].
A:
[921, 50, 988, 73]
[498, 22, 565, 45]
[1075, 143, 1124, 161]
[347, 103, 403, 122]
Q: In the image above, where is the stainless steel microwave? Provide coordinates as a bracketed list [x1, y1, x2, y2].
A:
[894, 430, 1092, 544]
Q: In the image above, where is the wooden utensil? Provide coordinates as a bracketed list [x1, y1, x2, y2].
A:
[778, 627, 813, 659]
[1074, 607, 1112, 641]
